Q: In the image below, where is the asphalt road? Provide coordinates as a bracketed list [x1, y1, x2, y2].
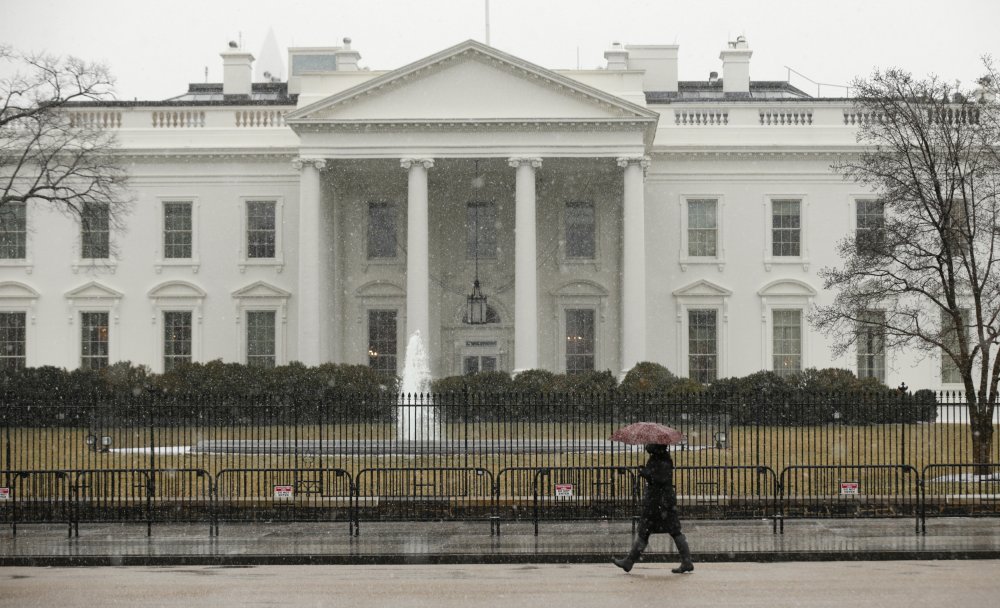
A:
[1, 561, 998, 607]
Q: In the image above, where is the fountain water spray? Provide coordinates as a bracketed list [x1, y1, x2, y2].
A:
[397, 331, 439, 441]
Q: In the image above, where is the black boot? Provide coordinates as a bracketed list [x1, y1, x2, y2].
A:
[613, 534, 647, 573]
[671, 533, 694, 574]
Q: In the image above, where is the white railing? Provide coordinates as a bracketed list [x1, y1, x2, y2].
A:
[674, 110, 728, 126]
[234, 109, 286, 127]
[843, 111, 882, 126]
[68, 111, 122, 129]
[759, 109, 813, 126]
[152, 110, 206, 128]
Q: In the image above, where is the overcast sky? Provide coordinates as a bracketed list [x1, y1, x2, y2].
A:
[1, 0, 996, 100]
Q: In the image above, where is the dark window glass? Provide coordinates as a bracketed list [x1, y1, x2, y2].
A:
[467, 202, 497, 260]
[0, 202, 27, 259]
[246, 310, 276, 368]
[246, 201, 276, 259]
[565, 309, 595, 374]
[565, 201, 595, 259]
[0, 312, 26, 369]
[81, 311, 109, 370]
[688, 309, 718, 383]
[368, 310, 397, 375]
[367, 202, 397, 259]
[163, 311, 192, 371]
[164, 202, 193, 259]
[772, 200, 801, 257]
[81, 202, 110, 259]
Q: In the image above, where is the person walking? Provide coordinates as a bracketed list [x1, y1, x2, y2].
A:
[613, 443, 694, 574]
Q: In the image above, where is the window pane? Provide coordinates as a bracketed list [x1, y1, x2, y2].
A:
[80, 311, 109, 370]
[467, 202, 497, 259]
[0, 312, 26, 370]
[0, 202, 27, 259]
[163, 202, 193, 259]
[367, 202, 397, 259]
[688, 309, 717, 383]
[81, 202, 110, 259]
[246, 310, 276, 368]
[687, 199, 718, 257]
[566, 309, 595, 374]
[566, 201, 595, 259]
[368, 310, 397, 375]
[856, 310, 886, 382]
[856, 200, 885, 256]
[772, 309, 801, 377]
[772, 200, 801, 257]
[163, 311, 192, 372]
[246, 201, 276, 259]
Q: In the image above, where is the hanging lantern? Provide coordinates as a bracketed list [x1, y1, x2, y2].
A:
[467, 278, 488, 325]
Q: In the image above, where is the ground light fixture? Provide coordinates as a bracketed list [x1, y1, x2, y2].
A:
[714, 430, 728, 449]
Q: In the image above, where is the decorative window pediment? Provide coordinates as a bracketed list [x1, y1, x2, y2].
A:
[65, 281, 123, 302]
[148, 280, 207, 301]
[673, 279, 733, 298]
[550, 280, 609, 298]
[0, 281, 40, 301]
[356, 280, 406, 299]
[232, 281, 292, 300]
[757, 278, 817, 299]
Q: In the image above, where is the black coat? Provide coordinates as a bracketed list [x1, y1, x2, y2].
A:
[637, 452, 682, 535]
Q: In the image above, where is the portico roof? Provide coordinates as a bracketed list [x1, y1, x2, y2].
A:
[286, 40, 659, 153]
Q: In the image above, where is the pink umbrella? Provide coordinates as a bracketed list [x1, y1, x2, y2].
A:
[610, 421, 685, 446]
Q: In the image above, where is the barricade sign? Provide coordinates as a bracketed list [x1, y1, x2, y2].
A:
[554, 484, 573, 498]
[840, 481, 859, 495]
[273, 485, 294, 500]
[0, 487, 9, 500]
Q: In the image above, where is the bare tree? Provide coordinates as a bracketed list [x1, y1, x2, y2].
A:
[1, 45, 131, 255]
[814, 61, 1000, 468]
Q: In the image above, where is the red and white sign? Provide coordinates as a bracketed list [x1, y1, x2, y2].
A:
[555, 484, 574, 498]
[0, 487, 9, 500]
[273, 485, 294, 499]
[840, 481, 860, 495]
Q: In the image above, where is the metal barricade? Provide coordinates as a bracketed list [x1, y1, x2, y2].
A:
[920, 463, 1000, 533]
[214, 467, 354, 536]
[779, 464, 920, 533]
[72, 469, 153, 536]
[673, 465, 780, 533]
[149, 468, 215, 535]
[354, 467, 497, 535]
[0, 470, 74, 537]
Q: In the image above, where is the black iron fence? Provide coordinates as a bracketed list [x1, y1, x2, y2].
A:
[1, 390, 997, 535]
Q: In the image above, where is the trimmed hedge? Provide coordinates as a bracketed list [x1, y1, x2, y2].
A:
[0, 361, 937, 425]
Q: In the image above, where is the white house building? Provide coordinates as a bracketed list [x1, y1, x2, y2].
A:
[0, 36, 953, 388]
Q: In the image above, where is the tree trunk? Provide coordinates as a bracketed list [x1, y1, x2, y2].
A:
[970, 409, 994, 475]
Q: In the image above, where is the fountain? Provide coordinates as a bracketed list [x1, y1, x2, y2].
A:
[397, 331, 439, 441]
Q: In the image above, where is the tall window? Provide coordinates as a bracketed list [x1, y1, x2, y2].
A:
[246, 201, 276, 259]
[81, 201, 110, 259]
[941, 309, 969, 384]
[80, 311, 109, 370]
[368, 310, 397, 375]
[467, 202, 497, 260]
[565, 309, 595, 374]
[0, 312, 26, 369]
[772, 309, 802, 377]
[367, 202, 397, 259]
[163, 311, 192, 372]
[246, 310, 276, 368]
[687, 199, 718, 257]
[772, 200, 801, 257]
[163, 202, 192, 259]
[688, 309, 718, 383]
[0, 201, 27, 259]
[565, 201, 595, 259]
[856, 200, 885, 256]
[857, 310, 886, 382]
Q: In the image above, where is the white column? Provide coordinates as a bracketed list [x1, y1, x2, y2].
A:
[402, 158, 434, 344]
[509, 157, 542, 373]
[617, 155, 649, 376]
[294, 157, 326, 365]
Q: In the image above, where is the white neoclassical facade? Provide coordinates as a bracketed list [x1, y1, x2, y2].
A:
[0, 37, 953, 388]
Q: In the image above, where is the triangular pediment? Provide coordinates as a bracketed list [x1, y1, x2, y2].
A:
[287, 40, 658, 125]
[65, 281, 123, 300]
[673, 280, 732, 298]
[231, 281, 291, 299]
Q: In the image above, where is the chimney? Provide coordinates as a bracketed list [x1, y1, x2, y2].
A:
[625, 45, 678, 92]
[719, 35, 752, 96]
[603, 41, 629, 71]
[221, 42, 255, 96]
[334, 37, 361, 71]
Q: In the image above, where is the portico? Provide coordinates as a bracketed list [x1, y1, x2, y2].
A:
[286, 40, 658, 377]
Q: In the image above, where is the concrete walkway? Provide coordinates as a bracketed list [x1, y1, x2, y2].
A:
[2, 561, 999, 607]
[2, 517, 999, 566]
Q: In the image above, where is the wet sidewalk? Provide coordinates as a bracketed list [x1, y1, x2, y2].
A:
[2, 517, 999, 566]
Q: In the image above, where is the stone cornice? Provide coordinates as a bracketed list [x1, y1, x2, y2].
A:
[651, 146, 861, 160]
[290, 117, 656, 134]
[116, 148, 299, 162]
